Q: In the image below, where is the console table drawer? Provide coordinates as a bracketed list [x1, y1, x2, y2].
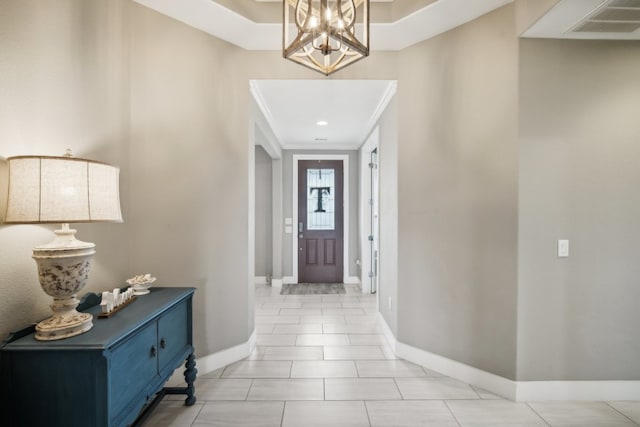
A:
[110, 320, 158, 421]
[158, 301, 188, 374]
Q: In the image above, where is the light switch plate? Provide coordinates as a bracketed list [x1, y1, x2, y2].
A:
[558, 239, 569, 257]
[285, 226, 293, 234]
[285, 218, 293, 225]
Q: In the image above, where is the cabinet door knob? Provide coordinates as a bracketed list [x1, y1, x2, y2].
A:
[150, 345, 157, 357]
[160, 338, 167, 349]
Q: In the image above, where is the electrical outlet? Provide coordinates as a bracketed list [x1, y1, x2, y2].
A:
[388, 296, 392, 311]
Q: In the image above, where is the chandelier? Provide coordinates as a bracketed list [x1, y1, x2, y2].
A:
[283, 0, 370, 76]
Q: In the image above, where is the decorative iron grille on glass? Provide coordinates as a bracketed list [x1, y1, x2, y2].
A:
[307, 168, 336, 230]
[283, 0, 370, 76]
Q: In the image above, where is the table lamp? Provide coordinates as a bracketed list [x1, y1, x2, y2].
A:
[4, 150, 123, 340]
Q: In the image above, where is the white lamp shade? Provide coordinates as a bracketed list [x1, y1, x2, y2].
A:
[5, 155, 123, 224]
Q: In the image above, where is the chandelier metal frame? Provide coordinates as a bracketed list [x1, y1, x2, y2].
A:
[283, 0, 370, 76]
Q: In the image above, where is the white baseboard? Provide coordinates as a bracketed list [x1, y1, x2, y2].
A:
[283, 276, 296, 284]
[516, 380, 640, 402]
[376, 312, 397, 353]
[395, 340, 517, 400]
[193, 329, 256, 377]
[254, 276, 283, 288]
[167, 329, 256, 385]
[376, 314, 640, 402]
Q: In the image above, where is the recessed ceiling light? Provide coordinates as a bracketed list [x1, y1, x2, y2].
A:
[316, 121, 328, 126]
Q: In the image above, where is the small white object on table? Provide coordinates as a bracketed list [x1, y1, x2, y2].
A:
[100, 287, 135, 314]
[126, 274, 157, 296]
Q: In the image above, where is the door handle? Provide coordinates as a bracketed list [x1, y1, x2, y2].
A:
[298, 222, 304, 233]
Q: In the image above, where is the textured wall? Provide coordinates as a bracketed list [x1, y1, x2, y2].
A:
[517, 38, 640, 381]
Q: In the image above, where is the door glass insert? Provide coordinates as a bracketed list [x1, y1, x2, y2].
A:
[307, 168, 335, 230]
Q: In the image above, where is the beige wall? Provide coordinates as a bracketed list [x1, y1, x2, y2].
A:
[2, 0, 639, 385]
[396, 4, 520, 379]
[0, 0, 131, 337]
[517, 38, 640, 381]
[128, 2, 255, 355]
[255, 145, 272, 277]
[0, 0, 398, 356]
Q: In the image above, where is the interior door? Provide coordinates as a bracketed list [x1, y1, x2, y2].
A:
[298, 160, 344, 283]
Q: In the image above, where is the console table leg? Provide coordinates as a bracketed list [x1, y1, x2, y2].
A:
[184, 352, 197, 406]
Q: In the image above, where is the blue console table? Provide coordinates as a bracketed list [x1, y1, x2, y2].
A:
[0, 287, 197, 427]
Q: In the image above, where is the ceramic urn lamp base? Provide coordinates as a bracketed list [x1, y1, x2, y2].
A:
[32, 225, 96, 341]
[35, 309, 93, 341]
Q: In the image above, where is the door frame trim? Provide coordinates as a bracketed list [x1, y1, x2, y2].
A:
[359, 127, 379, 294]
[292, 154, 349, 284]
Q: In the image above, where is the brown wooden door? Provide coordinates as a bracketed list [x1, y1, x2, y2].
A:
[298, 160, 344, 283]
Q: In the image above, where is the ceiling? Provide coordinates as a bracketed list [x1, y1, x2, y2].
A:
[251, 80, 396, 150]
[133, 0, 640, 150]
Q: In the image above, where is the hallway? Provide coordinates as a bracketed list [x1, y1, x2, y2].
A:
[145, 284, 640, 426]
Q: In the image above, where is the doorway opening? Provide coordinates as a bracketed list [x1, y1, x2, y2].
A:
[297, 159, 344, 283]
[292, 154, 350, 284]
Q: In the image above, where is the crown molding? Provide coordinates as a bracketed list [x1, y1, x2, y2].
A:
[358, 80, 397, 145]
[133, 0, 513, 51]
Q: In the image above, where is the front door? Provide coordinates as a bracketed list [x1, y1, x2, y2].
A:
[298, 160, 344, 283]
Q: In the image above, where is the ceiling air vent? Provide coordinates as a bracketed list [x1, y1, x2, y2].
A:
[609, 0, 640, 7]
[574, 21, 640, 32]
[569, 0, 640, 34]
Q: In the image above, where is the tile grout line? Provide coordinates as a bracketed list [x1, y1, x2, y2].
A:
[392, 377, 404, 400]
[525, 402, 552, 426]
[245, 378, 255, 401]
[605, 402, 640, 426]
[280, 400, 286, 427]
[363, 400, 373, 427]
[442, 400, 463, 427]
[188, 401, 206, 427]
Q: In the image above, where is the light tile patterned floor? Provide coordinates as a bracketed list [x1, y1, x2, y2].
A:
[145, 284, 640, 426]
